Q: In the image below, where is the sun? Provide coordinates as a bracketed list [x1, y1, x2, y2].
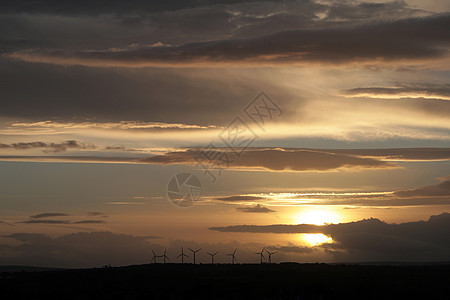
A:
[294, 209, 339, 225]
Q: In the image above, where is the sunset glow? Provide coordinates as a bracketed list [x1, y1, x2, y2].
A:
[300, 234, 333, 246]
[0, 0, 449, 270]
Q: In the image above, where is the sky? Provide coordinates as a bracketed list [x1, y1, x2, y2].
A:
[0, 0, 450, 268]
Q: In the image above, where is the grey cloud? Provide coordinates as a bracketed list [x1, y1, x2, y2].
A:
[141, 148, 394, 171]
[21, 220, 70, 224]
[8, 14, 449, 67]
[4, 233, 52, 243]
[21, 219, 106, 225]
[1, 148, 449, 173]
[394, 176, 450, 197]
[0, 231, 267, 267]
[0, 59, 291, 124]
[343, 83, 450, 100]
[87, 212, 107, 217]
[216, 195, 266, 202]
[0, 1, 425, 54]
[210, 223, 323, 234]
[210, 212, 450, 261]
[236, 204, 276, 213]
[0, 231, 156, 268]
[326, 148, 450, 161]
[268, 244, 315, 254]
[73, 220, 106, 224]
[0, 140, 95, 153]
[0, 0, 272, 16]
[30, 213, 71, 219]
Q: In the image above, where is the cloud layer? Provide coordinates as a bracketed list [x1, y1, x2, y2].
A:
[210, 212, 450, 261]
[7, 14, 450, 67]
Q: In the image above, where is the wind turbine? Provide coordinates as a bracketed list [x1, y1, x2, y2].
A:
[207, 252, 218, 264]
[265, 249, 277, 264]
[151, 249, 161, 264]
[227, 248, 238, 264]
[162, 248, 171, 264]
[254, 247, 265, 264]
[177, 247, 189, 264]
[188, 248, 201, 264]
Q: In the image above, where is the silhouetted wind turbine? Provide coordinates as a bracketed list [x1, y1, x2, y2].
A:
[254, 247, 265, 264]
[188, 248, 201, 264]
[207, 252, 218, 264]
[162, 248, 171, 264]
[227, 248, 237, 264]
[177, 247, 189, 264]
[265, 249, 277, 264]
[151, 249, 161, 264]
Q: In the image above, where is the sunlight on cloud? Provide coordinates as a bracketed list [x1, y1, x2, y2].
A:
[299, 233, 333, 246]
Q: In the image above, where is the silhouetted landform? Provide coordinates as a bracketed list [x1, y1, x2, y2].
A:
[0, 265, 64, 273]
[1, 263, 449, 299]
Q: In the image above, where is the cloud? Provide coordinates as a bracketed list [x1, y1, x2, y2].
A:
[210, 212, 450, 261]
[236, 204, 276, 213]
[1, 148, 448, 173]
[0, 232, 155, 268]
[0, 231, 274, 267]
[10, 120, 216, 130]
[394, 176, 450, 197]
[216, 195, 266, 202]
[73, 220, 106, 224]
[0, 140, 95, 153]
[30, 213, 71, 219]
[343, 83, 450, 101]
[326, 148, 450, 161]
[0, 0, 263, 16]
[7, 14, 449, 67]
[87, 212, 107, 217]
[21, 220, 70, 224]
[0, 0, 428, 55]
[142, 148, 395, 171]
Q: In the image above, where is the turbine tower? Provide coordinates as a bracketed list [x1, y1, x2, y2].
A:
[177, 247, 189, 264]
[227, 248, 238, 264]
[162, 248, 171, 264]
[254, 247, 265, 264]
[188, 248, 201, 264]
[207, 252, 218, 264]
[265, 249, 277, 264]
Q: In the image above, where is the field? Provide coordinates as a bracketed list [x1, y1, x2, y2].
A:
[1, 263, 449, 299]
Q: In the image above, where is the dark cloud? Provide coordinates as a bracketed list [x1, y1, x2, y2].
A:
[210, 223, 322, 234]
[73, 220, 106, 224]
[268, 244, 314, 254]
[0, 140, 95, 153]
[216, 195, 266, 202]
[0, 0, 272, 16]
[394, 176, 450, 197]
[1, 148, 449, 172]
[30, 213, 71, 219]
[0, 59, 291, 124]
[8, 14, 449, 67]
[0, 156, 139, 164]
[343, 83, 450, 100]
[0, 1, 425, 54]
[210, 213, 450, 261]
[21, 219, 70, 224]
[1, 232, 156, 268]
[326, 148, 450, 161]
[236, 204, 276, 213]
[21, 219, 106, 225]
[141, 148, 394, 171]
[87, 212, 107, 217]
